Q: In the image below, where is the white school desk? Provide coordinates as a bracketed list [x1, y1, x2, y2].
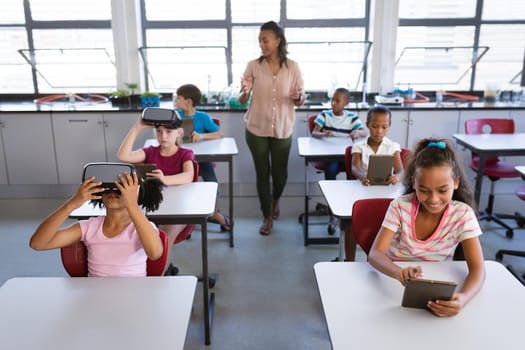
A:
[297, 136, 354, 245]
[314, 261, 524, 350]
[145, 137, 238, 247]
[0, 276, 197, 350]
[71, 182, 217, 345]
[318, 180, 404, 260]
[516, 165, 525, 178]
[453, 133, 525, 207]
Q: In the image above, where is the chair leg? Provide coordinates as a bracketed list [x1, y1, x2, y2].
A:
[480, 185, 515, 238]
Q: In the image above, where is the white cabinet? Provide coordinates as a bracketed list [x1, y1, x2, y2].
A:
[510, 109, 525, 132]
[52, 113, 106, 184]
[102, 112, 145, 162]
[0, 113, 57, 184]
[407, 110, 460, 150]
[0, 125, 7, 185]
[389, 110, 410, 148]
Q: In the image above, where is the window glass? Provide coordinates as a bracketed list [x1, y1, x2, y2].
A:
[286, 27, 367, 92]
[0, 1, 25, 24]
[482, 0, 525, 20]
[144, 0, 225, 20]
[287, 0, 365, 19]
[0, 28, 33, 93]
[395, 26, 475, 91]
[399, 0, 476, 18]
[145, 29, 228, 94]
[29, 0, 111, 20]
[32, 29, 115, 92]
[475, 24, 525, 90]
[231, 26, 261, 86]
[231, 0, 279, 23]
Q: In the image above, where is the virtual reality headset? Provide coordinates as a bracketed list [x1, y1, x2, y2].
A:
[141, 107, 182, 128]
[82, 162, 135, 192]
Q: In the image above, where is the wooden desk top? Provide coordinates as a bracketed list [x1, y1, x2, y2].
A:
[0, 276, 197, 350]
[318, 180, 404, 218]
[314, 261, 524, 350]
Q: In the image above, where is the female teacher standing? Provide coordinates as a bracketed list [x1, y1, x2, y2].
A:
[239, 21, 305, 236]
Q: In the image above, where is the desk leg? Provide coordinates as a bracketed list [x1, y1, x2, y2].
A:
[228, 158, 234, 248]
[344, 225, 356, 261]
[303, 160, 309, 246]
[474, 154, 486, 209]
[201, 219, 214, 345]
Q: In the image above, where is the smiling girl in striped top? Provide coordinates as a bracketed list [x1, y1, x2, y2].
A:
[369, 138, 485, 317]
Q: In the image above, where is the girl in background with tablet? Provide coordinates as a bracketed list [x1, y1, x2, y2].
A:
[118, 115, 194, 275]
[368, 138, 486, 317]
[351, 105, 403, 185]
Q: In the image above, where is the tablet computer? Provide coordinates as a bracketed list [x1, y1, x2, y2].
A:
[367, 155, 394, 185]
[401, 278, 457, 309]
[134, 163, 157, 180]
[181, 118, 194, 144]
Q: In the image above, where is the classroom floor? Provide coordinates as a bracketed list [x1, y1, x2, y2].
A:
[1, 195, 524, 350]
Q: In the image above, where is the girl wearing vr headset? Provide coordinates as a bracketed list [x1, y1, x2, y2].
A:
[118, 113, 194, 275]
[30, 171, 165, 277]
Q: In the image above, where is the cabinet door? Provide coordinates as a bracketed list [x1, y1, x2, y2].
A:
[103, 112, 146, 162]
[389, 111, 410, 148]
[0, 122, 7, 184]
[52, 113, 106, 184]
[407, 110, 460, 150]
[1, 113, 58, 184]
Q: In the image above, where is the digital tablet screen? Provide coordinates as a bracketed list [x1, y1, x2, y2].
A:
[181, 118, 194, 144]
[134, 163, 157, 179]
[367, 155, 394, 185]
[401, 278, 457, 309]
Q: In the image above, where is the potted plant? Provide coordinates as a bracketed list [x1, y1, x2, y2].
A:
[141, 91, 161, 108]
[109, 89, 130, 106]
[126, 83, 141, 107]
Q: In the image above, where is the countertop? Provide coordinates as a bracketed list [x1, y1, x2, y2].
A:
[1, 99, 524, 113]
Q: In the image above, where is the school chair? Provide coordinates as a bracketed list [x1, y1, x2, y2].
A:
[495, 182, 525, 285]
[349, 198, 393, 258]
[465, 118, 522, 238]
[298, 115, 347, 235]
[60, 230, 169, 277]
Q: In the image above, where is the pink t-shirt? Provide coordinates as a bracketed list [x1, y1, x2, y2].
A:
[142, 146, 194, 175]
[79, 216, 158, 277]
[382, 193, 482, 261]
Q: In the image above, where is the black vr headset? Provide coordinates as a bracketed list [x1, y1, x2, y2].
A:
[141, 107, 182, 128]
[82, 162, 135, 193]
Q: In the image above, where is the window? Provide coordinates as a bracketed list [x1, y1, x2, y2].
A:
[142, 0, 371, 96]
[1, 0, 113, 94]
[396, 0, 525, 91]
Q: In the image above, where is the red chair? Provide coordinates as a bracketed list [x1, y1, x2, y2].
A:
[349, 198, 393, 257]
[60, 230, 169, 277]
[495, 180, 525, 285]
[465, 118, 521, 238]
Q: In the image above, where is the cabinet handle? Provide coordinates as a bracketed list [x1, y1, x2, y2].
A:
[68, 119, 88, 123]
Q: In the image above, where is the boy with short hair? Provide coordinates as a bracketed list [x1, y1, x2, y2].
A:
[175, 83, 231, 231]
